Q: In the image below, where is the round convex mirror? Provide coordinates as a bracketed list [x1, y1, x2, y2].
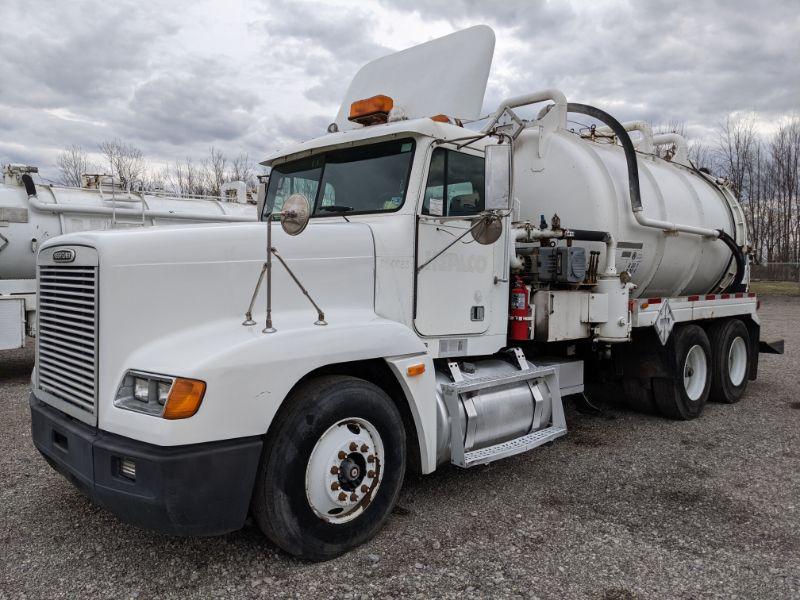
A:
[471, 214, 503, 245]
[281, 194, 311, 236]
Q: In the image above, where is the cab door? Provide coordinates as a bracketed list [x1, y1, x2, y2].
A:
[414, 147, 497, 336]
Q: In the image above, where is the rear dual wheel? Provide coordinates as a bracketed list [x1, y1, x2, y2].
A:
[653, 324, 712, 420]
[708, 318, 751, 404]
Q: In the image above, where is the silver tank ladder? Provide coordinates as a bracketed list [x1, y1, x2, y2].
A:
[99, 177, 147, 228]
[442, 350, 567, 468]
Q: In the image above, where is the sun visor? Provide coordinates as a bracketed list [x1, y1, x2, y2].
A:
[335, 25, 495, 130]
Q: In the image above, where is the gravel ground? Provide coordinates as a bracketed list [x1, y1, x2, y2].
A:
[1, 297, 798, 599]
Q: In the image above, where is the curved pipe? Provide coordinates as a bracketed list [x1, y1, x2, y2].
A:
[482, 89, 567, 133]
[652, 133, 689, 165]
[717, 230, 747, 292]
[593, 121, 654, 153]
[566, 102, 746, 291]
[21, 176, 253, 223]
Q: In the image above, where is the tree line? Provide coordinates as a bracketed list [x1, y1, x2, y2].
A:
[56, 141, 263, 198]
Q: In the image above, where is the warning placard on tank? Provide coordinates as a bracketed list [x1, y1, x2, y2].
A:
[616, 241, 644, 276]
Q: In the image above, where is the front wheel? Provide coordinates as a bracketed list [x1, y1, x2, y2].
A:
[252, 375, 406, 561]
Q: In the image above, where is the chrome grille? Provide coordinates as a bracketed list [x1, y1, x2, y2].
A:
[37, 265, 98, 418]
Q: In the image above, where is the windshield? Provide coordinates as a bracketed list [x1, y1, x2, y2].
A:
[262, 138, 415, 219]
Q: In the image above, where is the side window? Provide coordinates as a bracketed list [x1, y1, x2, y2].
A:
[422, 148, 484, 216]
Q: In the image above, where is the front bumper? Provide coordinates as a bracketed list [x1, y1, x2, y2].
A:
[30, 395, 263, 536]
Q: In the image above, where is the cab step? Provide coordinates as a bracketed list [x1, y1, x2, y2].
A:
[463, 425, 567, 468]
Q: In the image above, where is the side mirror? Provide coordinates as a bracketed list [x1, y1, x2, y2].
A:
[484, 144, 513, 211]
[256, 182, 267, 219]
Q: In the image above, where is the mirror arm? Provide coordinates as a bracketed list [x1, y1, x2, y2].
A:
[417, 214, 497, 273]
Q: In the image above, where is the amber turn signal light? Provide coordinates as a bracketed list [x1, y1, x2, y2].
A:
[349, 94, 394, 125]
[430, 114, 451, 123]
[163, 378, 206, 419]
[406, 363, 426, 377]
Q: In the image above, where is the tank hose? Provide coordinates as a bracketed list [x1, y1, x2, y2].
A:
[566, 103, 642, 212]
[566, 102, 746, 293]
[716, 230, 747, 292]
[21, 173, 37, 197]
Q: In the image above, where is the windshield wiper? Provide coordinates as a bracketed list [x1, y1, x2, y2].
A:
[319, 205, 353, 222]
[319, 205, 354, 213]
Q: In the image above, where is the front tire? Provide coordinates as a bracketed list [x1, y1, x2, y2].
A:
[708, 319, 751, 403]
[252, 375, 406, 561]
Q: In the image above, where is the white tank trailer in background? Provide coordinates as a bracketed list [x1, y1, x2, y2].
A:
[0, 165, 256, 350]
[27, 26, 783, 560]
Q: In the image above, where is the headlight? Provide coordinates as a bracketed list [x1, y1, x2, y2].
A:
[115, 371, 206, 419]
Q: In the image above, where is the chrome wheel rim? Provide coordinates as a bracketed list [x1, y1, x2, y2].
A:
[683, 344, 708, 401]
[305, 418, 384, 524]
[728, 336, 747, 386]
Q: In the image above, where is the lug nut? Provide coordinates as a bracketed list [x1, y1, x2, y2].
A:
[367, 470, 376, 478]
[338, 492, 347, 501]
[350, 493, 358, 501]
[367, 455, 375, 463]
[330, 466, 339, 475]
[331, 482, 340, 491]
[338, 451, 347, 460]
[360, 444, 368, 452]
[360, 484, 369, 493]
[349, 442, 358, 452]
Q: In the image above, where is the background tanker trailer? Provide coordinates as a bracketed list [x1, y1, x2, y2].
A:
[0, 164, 256, 350]
[27, 26, 784, 560]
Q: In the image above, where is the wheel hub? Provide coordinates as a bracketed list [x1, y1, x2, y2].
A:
[683, 344, 708, 401]
[305, 418, 385, 524]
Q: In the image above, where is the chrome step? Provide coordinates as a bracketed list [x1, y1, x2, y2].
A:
[463, 425, 567, 468]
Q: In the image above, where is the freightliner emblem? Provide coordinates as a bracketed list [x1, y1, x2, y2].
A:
[52, 249, 76, 263]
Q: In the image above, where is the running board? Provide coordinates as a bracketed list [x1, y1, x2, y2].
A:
[463, 425, 567, 468]
[442, 356, 567, 468]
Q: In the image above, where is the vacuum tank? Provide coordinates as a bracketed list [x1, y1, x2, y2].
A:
[0, 165, 256, 280]
[512, 114, 748, 298]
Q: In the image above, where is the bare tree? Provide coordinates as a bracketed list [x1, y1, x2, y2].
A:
[231, 152, 256, 190]
[99, 139, 147, 188]
[57, 145, 91, 187]
[208, 147, 227, 195]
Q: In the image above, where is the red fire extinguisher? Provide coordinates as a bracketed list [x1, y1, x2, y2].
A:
[509, 276, 531, 341]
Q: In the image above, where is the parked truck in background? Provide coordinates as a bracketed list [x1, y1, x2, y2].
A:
[27, 26, 782, 560]
[0, 166, 256, 351]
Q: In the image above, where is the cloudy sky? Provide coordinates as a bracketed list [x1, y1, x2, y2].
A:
[1, 0, 797, 181]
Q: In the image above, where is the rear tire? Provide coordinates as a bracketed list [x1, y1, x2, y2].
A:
[252, 375, 406, 561]
[653, 325, 711, 420]
[708, 319, 751, 403]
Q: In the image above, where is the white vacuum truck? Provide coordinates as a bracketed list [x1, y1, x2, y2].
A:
[0, 165, 255, 350]
[28, 26, 782, 560]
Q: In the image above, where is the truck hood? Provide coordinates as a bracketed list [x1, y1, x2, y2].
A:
[39, 221, 377, 422]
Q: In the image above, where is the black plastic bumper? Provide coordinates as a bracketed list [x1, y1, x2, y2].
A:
[30, 395, 263, 536]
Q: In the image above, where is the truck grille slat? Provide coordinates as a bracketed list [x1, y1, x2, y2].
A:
[38, 319, 95, 340]
[39, 292, 95, 307]
[39, 309, 95, 325]
[38, 347, 95, 375]
[39, 340, 94, 363]
[39, 300, 95, 316]
[36, 263, 97, 420]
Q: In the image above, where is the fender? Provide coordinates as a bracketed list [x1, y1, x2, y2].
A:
[99, 311, 436, 461]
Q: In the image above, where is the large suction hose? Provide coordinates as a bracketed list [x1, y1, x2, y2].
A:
[565, 102, 746, 293]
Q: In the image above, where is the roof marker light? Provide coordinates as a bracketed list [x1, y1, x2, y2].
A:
[348, 95, 394, 126]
